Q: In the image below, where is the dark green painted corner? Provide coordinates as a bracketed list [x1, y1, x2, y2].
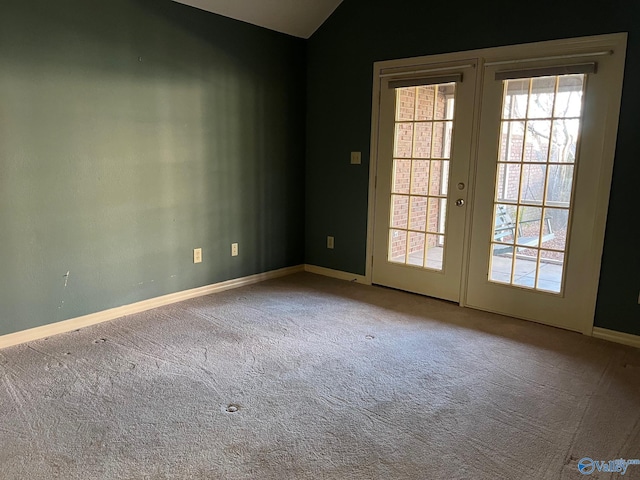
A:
[0, 0, 306, 335]
[305, 0, 640, 335]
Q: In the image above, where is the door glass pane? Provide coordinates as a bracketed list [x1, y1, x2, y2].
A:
[387, 82, 456, 271]
[426, 234, 444, 270]
[489, 247, 513, 284]
[528, 77, 555, 118]
[427, 198, 447, 234]
[496, 163, 521, 202]
[409, 197, 427, 231]
[396, 87, 416, 121]
[435, 84, 454, 120]
[389, 229, 407, 264]
[499, 121, 525, 162]
[441, 160, 450, 195]
[542, 207, 569, 251]
[554, 75, 584, 117]
[432, 122, 451, 158]
[390, 195, 409, 229]
[428, 160, 446, 196]
[520, 164, 546, 205]
[515, 206, 543, 247]
[537, 251, 564, 293]
[546, 165, 574, 205]
[408, 232, 426, 267]
[503, 79, 529, 118]
[413, 123, 433, 158]
[513, 255, 537, 288]
[392, 159, 411, 194]
[523, 120, 551, 162]
[394, 123, 413, 158]
[489, 74, 585, 294]
[415, 85, 435, 121]
[410, 160, 429, 195]
[443, 121, 454, 158]
[550, 119, 580, 163]
[493, 204, 517, 249]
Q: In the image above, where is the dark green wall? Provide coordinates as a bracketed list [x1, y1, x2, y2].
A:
[0, 0, 306, 335]
[306, 0, 640, 335]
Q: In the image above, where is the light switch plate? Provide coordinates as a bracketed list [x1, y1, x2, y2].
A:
[350, 152, 361, 165]
[193, 248, 202, 264]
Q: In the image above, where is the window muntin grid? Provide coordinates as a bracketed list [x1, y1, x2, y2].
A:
[489, 74, 585, 293]
[388, 83, 456, 270]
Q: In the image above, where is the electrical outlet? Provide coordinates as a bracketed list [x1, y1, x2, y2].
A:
[327, 236, 334, 249]
[350, 151, 362, 165]
[231, 243, 239, 257]
[193, 248, 202, 264]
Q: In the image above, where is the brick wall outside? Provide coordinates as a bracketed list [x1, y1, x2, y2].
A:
[390, 85, 450, 261]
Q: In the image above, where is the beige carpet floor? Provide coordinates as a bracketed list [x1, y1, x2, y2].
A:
[0, 272, 639, 479]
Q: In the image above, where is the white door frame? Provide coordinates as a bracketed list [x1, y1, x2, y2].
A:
[365, 33, 627, 334]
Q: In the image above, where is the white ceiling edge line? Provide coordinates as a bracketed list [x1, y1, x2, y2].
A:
[171, 0, 343, 39]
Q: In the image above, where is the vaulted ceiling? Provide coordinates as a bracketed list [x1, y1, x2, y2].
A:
[172, 0, 343, 38]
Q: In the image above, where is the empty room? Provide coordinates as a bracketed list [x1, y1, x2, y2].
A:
[1, 0, 639, 478]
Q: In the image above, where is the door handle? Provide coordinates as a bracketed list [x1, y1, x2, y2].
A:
[455, 199, 465, 207]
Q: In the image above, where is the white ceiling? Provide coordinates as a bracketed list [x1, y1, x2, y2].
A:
[172, 0, 343, 39]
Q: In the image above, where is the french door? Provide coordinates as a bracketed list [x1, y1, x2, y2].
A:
[370, 34, 626, 332]
[371, 61, 478, 302]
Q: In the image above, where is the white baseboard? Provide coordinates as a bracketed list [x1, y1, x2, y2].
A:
[0, 265, 304, 350]
[592, 327, 640, 349]
[304, 264, 370, 284]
